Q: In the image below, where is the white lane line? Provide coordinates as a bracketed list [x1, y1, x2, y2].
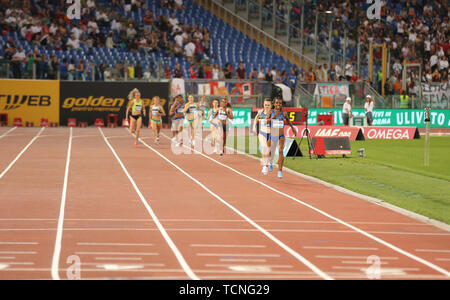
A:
[81, 262, 165, 268]
[0, 262, 34, 265]
[95, 257, 143, 261]
[415, 249, 450, 253]
[0, 264, 9, 270]
[77, 242, 154, 247]
[304, 246, 378, 251]
[0, 127, 45, 179]
[0, 127, 17, 140]
[99, 127, 199, 280]
[0, 251, 37, 254]
[75, 252, 159, 256]
[0, 242, 39, 245]
[161, 132, 450, 278]
[196, 253, 280, 258]
[190, 244, 266, 248]
[205, 264, 293, 268]
[341, 260, 389, 265]
[219, 258, 267, 263]
[316, 255, 399, 260]
[138, 131, 332, 280]
[51, 127, 72, 280]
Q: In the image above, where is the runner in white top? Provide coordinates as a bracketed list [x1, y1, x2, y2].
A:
[207, 98, 220, 153]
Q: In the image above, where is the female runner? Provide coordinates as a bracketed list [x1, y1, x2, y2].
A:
[126, 88, 146, 148]
[169, 95, 185, 146]
[206, 98, 220, 153]
[270, 97, 297, 178]
[253, 98, 273, 175]
[195, 95, 208, 133]
[184, 94, 199, 146]
[213, 97, 233, 156]
[149, 96, 166, 143]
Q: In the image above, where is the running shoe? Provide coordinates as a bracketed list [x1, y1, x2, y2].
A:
[268, 164, 274, 172]
[134, 142, 139, 148]
[278, 171, 283, 178]
[262, 166, 268, 175]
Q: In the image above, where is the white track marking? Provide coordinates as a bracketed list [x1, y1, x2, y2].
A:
[0, 127, 17, 139]
[0, 242, 38, 245]
[51, 127, 72, 280]
[99, 127, 199, 280]
[0, 251, 36, 255]
[95, 257, 143, 261]
[415, 249, 450, 253]
[205, 264, 293, 268]
[0, 127, 45, 179]
[219, 258, 267, 263]
[341, 260, 389, 265]
[75, 252, 159, 256]
[77, 242, 154, 247]
[160, 132, 450, 278]
[136, 132, 333, 280]
[304, 246, 379, 251]
[190, 244, 266, 248]
[316, 255, 399, 260]
[196, 253, 280, 258]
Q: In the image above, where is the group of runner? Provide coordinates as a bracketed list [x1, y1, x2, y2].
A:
[125, 88, 295, 178]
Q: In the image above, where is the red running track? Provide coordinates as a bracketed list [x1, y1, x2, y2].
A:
[0, 127, 448, 280]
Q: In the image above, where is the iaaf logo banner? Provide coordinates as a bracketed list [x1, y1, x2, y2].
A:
[0, 94, 51, 110]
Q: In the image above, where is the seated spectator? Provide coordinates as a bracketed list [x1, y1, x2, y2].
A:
[236, 61, 246, 80]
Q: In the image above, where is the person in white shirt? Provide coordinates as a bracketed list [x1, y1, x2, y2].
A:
[168, 13, 179, 27]
[439, 56, 449, 71]
[111, 18, 121, 32]
[184, 40, 195, 61]
[430, 53, 439, 70]
[364, 95, 375, 126]
[71, 26, 82, 40]
[345, 62, 353, 81]
[66, 35, 80, 49]
[12, 48, 26, 62]
[335, 63, 343, 81]
[342, 97, 352, 126]
[174, 33, 183, 47]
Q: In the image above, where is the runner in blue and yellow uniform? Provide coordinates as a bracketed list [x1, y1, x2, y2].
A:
[169, 95, 185, 146]
[126, 88, 146, 148]
[149, 96, 166, 144]
[270, 97, 297, 178]
[253, 98, 273, 175]
[213, 97, 233, 156]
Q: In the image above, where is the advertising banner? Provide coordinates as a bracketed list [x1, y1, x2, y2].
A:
[0, 79, 59, 126]
[199, 108, 251, 128]
[285, 125, 365, 141]
[421, 83, 450, 109]
[307, 109, 450, 128]
[360, 127, 420, 140]
[314, 83, 349, 108]
[60, 81, 169, 126]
